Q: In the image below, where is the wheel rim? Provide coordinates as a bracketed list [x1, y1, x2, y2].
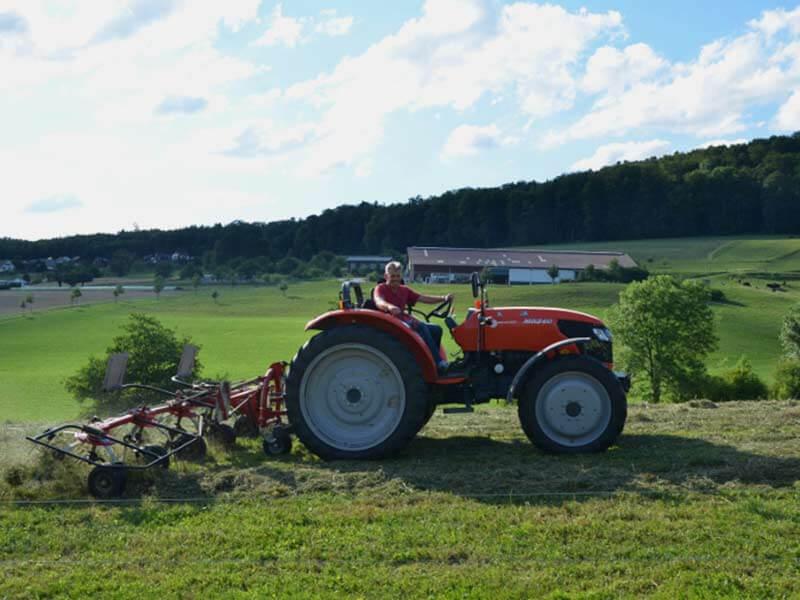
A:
[534, 371, 612, 447]
[299, 343, 406, 451]
[94, 471, 114, 494]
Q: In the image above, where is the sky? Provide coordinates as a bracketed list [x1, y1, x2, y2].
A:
[3, 1, 800, 241]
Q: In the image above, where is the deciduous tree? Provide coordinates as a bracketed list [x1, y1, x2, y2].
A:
[608, 275, 717, 403]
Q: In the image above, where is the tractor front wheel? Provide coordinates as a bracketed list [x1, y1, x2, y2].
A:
[518, 356, 627, 453]
[286, 325, 429, 460]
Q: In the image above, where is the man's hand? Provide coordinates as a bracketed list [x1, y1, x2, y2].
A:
[387, 305, 402, 316]
[444, 293, 454, 303]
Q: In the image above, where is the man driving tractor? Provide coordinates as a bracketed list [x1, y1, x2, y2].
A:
[373, 261, 454, 373]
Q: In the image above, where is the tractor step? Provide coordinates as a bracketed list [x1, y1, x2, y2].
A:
[443, 406, 475, 414]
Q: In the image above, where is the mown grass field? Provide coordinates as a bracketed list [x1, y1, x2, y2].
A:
[1, 401, 799, 597]
[1, 235, 799, 597]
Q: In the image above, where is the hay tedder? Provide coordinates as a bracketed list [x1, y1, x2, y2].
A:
[27, 348, 292, 498]
[29, 272, 629, 497]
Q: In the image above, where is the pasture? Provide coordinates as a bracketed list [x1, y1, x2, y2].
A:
[1, 235, 799, 597]
[1, 261, 797, 422]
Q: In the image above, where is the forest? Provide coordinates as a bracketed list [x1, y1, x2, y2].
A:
[3, 133, 800, 264]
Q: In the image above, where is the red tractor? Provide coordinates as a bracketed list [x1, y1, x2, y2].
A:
[286, 273, 628, 460]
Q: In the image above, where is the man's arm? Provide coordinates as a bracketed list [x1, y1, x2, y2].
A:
[416, 292, 454, 305]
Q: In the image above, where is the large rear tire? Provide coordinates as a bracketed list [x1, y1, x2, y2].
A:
[286, 325, 429, 460]
[518, 356, 627, 454]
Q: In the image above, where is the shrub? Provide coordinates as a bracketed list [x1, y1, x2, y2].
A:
[780, 304, 800, 358]
[773, 358, 800, 400]
[709, 288, 726, 302]
[65, 313, 200, 412]
[691, 358, 768, 402]
[720, 357, 768, 400]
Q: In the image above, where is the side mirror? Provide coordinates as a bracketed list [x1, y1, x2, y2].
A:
[176, 344, 199, 379]
[102, 353, 129, 392]
[470, 272, 481, 299]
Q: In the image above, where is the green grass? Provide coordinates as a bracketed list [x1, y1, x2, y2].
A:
[2, 236, 800, 597]
[2, 273, 798, 422]
[542, 235, 800, 275]
[2, 401, 800, 597]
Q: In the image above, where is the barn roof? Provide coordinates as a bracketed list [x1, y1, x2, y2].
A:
[407, 247, 637, 270]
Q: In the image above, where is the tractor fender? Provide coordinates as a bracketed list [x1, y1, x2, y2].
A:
[305, 311, 439, 383]
[505, 337, 592, 403]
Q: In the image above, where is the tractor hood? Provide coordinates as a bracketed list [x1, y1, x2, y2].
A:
[487, 306, 604, 326]
[451, 305, 607, 353]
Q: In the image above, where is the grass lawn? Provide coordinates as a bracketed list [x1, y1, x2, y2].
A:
[1, 272, 798, 422]
[1, 400, 799, 597]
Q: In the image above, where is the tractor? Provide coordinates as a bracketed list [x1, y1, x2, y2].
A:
[285, 273, 629, 460]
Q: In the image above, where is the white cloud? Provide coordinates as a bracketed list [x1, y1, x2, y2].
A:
[547, 10, 800, 147]
[697, 138, 748, 149]
[154, 95, 208, 116]
[571, 139, 670, 171]
[315, 12, 353, 37]
[273, 0, 621, 174]
[24, 195, 82, 213]
[775, 89, 800, 131]
[223, 122, 319, 157]
[252, 3, 304, 47]
[252, 4, 354, 47]
[582, 43, 667, 94]
[441, 124, 517, 158]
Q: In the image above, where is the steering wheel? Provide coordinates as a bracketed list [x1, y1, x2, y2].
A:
[423, 296, 453, 322]
[471, 272, 481, 298]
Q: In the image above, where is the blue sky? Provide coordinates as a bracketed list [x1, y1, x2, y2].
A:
[2, 0, 800, 240]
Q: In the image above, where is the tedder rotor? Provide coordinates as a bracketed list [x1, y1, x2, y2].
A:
[28, 348, 292, 498]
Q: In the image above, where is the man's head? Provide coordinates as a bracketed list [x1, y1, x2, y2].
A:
[384, 261, 403, 287]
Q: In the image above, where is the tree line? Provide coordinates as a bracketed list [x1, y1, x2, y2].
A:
[4, 133, 800, 263]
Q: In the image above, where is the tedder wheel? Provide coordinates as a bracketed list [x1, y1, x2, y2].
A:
[171, 434, 207, 461]
[286, 325, 429, 460]
[518, 355, 627, 454]
[233, 415, 260, 438]
[141, 444, 169, 469]
[262, 426, 292, 456]
[88, 466, 127, 499]
[208, 423, 237, 448]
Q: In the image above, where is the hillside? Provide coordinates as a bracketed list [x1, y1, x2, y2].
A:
[2, 134, 800, 264]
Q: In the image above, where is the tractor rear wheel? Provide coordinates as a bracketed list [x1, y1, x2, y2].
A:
[518, 356, 627, 454]
[286, 325, 429, 460]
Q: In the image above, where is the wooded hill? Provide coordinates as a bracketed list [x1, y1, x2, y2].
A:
[4, 133, 800, 263]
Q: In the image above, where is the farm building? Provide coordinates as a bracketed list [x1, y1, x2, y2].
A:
[346, 255, 393, 272]
[407, 246, 637, 284]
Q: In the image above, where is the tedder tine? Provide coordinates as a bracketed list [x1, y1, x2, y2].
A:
[176, 344, 199, 380]
[102, 353, 129, 392]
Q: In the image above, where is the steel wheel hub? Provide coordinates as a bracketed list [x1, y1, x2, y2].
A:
[299, 343, 406, 451]
[534, 371, 611, 447]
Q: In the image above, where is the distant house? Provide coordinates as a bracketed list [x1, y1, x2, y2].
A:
[171, 251, 193, 263]
[144, 253, 172, 264]
[407, 246, 638, 284]
[346, 255, 393, 273]
[0, 260, 14, 273]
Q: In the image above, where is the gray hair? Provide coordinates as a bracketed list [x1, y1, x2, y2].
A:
[384, 261, 403, 275]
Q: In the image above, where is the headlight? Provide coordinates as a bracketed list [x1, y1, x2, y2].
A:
[592, 327, 612, 342]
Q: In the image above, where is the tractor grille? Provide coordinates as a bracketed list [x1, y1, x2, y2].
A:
[558, 319, 613, 365]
